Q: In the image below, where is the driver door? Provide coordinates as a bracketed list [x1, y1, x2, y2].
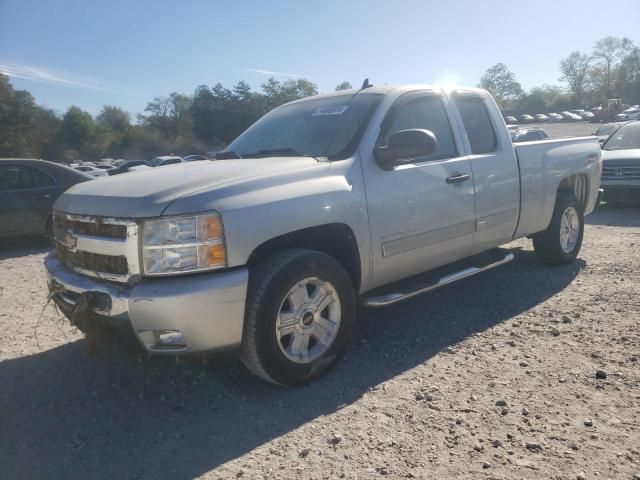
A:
[361, 91, 476, 289]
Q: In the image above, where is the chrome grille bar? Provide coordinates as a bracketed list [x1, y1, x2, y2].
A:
[53, 213, 140, 283]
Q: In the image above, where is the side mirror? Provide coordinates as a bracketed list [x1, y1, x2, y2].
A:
[374, 129, 437, 169]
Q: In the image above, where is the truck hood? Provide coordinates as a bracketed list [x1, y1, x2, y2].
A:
[55, 157, 325, 217]
[602, 149, 640, 164]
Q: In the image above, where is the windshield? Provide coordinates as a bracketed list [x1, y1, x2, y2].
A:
[603, 122, 640, 150]
[227, 93, 382, 160]
[595, 124, 620, 136]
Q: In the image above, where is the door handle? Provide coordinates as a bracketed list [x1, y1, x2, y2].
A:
[445, 173, 470, 184]
[32, 194, 51, 200]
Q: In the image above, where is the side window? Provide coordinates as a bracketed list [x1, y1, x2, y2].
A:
[0, 165, 34, 191]
[383, 95, 457, 161]
[454, 96, 497, 154]
[32, 167, 55, 187]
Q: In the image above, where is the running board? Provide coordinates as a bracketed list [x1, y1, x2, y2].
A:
[361, 250, 514, 307]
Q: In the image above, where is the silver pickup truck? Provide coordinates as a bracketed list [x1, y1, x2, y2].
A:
[45, 84, 601, 385]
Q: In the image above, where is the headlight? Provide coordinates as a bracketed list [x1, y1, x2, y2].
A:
[141, 212, 226, 276]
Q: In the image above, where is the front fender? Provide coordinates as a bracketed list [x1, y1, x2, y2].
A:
[164, 158, 373, 292]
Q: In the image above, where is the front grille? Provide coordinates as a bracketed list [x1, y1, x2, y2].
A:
[56, 245, 129, 276]
[53, 215, 126, 239]
[602, 166, 640, 180]
[53, 213, 140, 282]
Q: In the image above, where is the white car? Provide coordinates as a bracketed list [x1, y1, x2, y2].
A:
[614, 108, 640, 121]
[560, 111, 582, 122]
[73, 165, 108, 177]
[547, 113, 563, 122]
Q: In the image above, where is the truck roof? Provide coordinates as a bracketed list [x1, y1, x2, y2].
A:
[286, 84, 490, 106]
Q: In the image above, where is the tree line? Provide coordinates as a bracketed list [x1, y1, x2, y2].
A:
[0, 74, 346, 162]
[1, 35, 638, 163]
[480, 36, 640, 114]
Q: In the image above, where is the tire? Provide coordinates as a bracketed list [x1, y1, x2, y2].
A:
[240, 248, 356, 386]
[45, 215, 55, 245]
[533, 193, 584, 265]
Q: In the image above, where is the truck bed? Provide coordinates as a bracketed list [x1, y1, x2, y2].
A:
[513, 136, 601, 239]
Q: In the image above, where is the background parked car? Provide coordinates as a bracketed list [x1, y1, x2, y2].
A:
[511, 128, 549, 142]
[581, 111, 595, 121]
[593, 122, 625, 145]
[534, 114, 549, 122]
[561, 111, 582, 122]
[0, 159, 91, 239]
[107, 160, 152, 176]
[519, 114, 535, 123]
[600, 120, 640, 205]
[149, 156, 183, 167]
[547, 113, 563, 122]
[73, 165, 108, 177]
[614, 107, 640, 121]
[183, 154, 209, 161]
[504, 116, 518, 124]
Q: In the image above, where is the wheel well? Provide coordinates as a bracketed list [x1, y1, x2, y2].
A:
[247, 223, 362, 291]
[557, 174, 589, 211]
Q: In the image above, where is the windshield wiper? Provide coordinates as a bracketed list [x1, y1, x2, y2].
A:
[244, 147, 306, 158]
[215, 150, 243, 159]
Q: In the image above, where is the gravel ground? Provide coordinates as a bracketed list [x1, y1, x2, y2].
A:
[1, 204, 639, 480]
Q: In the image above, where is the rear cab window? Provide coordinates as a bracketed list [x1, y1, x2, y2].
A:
[453, 95, 498, 154]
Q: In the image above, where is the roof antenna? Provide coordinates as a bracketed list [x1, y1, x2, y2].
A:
[361, 78, 373, 89]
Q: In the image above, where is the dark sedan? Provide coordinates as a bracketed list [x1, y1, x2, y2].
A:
[0, 159, 91, 239]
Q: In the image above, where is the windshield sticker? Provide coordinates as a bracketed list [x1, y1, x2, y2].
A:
[311, 105, 349, 116]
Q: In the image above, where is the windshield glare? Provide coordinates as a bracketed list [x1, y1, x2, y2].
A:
[227, 93, 381, 160]
[603, 122, 640, 150]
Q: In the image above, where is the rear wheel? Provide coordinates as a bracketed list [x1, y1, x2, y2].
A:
[533, 193, 584, 265]
[240, 249, 355, 386]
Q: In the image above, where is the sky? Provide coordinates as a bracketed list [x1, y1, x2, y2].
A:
[1, 0, 639, 116]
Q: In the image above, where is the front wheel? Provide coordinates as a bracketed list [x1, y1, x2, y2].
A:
[533, 193, 584, 265]
[240, 249, 356, 386]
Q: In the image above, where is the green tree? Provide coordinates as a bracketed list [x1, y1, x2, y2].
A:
[559, 52, 591, 105]
[616, 46, 640, 103]
[479, 63, 523, 109]
[261, 77, 318, 110]
[94, 105, 132, 158]
[591, 36, 633, 98]
[335, 81, 352, 91]
[60, 106, 94, 159]
[191, 85, 217, 144]
[233, 80, 253, 102]
[518, 85, 571, 113]
[96, 105, 130, 133]
[143, 92, 192, 141]
[0, 74, 61, 158]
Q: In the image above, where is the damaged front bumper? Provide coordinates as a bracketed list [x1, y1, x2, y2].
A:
[45, 252, 248, 354]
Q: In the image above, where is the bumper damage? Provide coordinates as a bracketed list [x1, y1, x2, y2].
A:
[45, 253, 248, 354]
